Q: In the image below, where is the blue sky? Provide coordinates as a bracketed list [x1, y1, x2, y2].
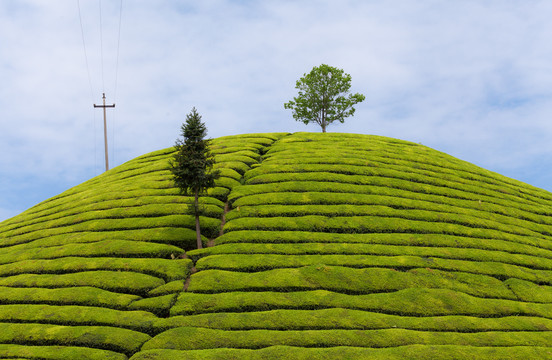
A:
[1, 0, 552, 222]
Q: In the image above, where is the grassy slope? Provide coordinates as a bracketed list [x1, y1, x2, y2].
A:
[1, 132, 552, 359]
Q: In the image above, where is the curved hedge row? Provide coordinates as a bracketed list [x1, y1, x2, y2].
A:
[130, 346, 552, 360]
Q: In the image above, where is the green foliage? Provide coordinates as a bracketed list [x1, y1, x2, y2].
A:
[194, 254, 552, 285]
[222, 215, 548, 250]
[0, 344, 127, 360]
[158, 308, 552, 332]
[0, 256, 191, 282]
[225, 204, 550, 239]
[130, 346, 552, 360]
[0, 304, 156, 331]
[213, 230, 552, 265]
[187, 266, 514, 299]
[0, 271, 164, 296]
[284, 64, 365, 132]
[0, 286, 139, 309]
[170, 107, 220, 197]
[148, 280, 185, 296]
[0, 323, 150, 356]
[171, 287, 552, 317]
[129, 294, 178, 317]
[169, 108, 221, 249]
[142, 326, 552, 351]
[505, 278, 552, 303]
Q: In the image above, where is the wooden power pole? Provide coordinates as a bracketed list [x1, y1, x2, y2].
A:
[94, 93, 115, 171]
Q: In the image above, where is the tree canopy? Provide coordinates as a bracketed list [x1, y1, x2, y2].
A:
[284, 64, 365, 132]
[170, 107, 219, 249]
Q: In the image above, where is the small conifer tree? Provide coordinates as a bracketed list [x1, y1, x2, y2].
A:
[170, 107, 219, 249]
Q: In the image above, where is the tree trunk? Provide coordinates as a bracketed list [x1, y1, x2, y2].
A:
[194, 189, 202, 249]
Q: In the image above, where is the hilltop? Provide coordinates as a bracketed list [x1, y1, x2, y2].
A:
[0, 132, 552, 359]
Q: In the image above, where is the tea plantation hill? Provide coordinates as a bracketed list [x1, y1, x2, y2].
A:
[1, 132, 552, 359]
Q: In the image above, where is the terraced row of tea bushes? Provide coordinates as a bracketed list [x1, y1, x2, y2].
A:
[261, 135, 552, 203]
[230, 179, 552, 227]
[0, 344, 128, 360]
[130, 345, 552, 360]
[187, 266, 516, 299]
[242, 163, 552, 211]
[171, 287, 552, 319]
[227, 197, 552, 238]
[144, 326, 552, 350]
[194, 254, 552, 285]
[225, 207, 551, 242]
[210, 232, 552, 259]
[0, 322, 148, 356]
[170, 133, 552, 355]
[258, 154, 552, 205]
[0, 133, 288, 359]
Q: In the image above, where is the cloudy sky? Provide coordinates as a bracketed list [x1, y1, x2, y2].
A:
[1, 0, 552, 222]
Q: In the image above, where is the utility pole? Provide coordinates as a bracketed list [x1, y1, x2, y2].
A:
[94, 93, 115, 171]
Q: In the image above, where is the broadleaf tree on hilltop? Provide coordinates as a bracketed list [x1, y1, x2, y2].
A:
[284, 64, 365, 132]
[170, 107, 220, 249]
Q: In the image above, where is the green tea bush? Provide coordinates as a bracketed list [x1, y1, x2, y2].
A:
[227, 195, 552, 238]
[0, 323, 150, 356]
[504, 278, 552, 303]
[0, 194, 223, 236]
[214, 177, 241, 190]
[0, 257, 192, 282]
[187, 266, 514, 299]
[0, 344, 127, 360]
[223, 216, 550, 251]
[191, 241, 552, 268]
[3, 227, 196, 252]
[260, 154, 550, 206]
[212, 161, 250, 175]
[130, 345, 552, 360]
[211, 145, 265, 155]
[171, 288, 552, 317]
[216, 167, 242, 180]
[215, 154, 259, 165]
[148, 280, 185, 296]
[128, 294, 178, 317]
[0, 304, 157, 331]
[1, 215, 219, 248]
[142, 326, 552, 350]
[194, 254, 552, 284]
[158, 308, 552, 332]
[225, 204, 550, 239]
[0, 286, 139, 309]
[230, 180, 552, 224]
[0, 271, 164, 296]
[0, 240, 188, 266]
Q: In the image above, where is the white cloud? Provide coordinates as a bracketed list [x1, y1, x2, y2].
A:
[2, 0, 552, 222]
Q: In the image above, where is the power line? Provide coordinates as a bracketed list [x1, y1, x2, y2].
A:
[114, 0, 123, 101]
[77, 0, 98, 175]
[78, 0, 123, 173]
[99, 0, 105, 93]
[77, 0, 94, 101]
[113, 0, 123, 168]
